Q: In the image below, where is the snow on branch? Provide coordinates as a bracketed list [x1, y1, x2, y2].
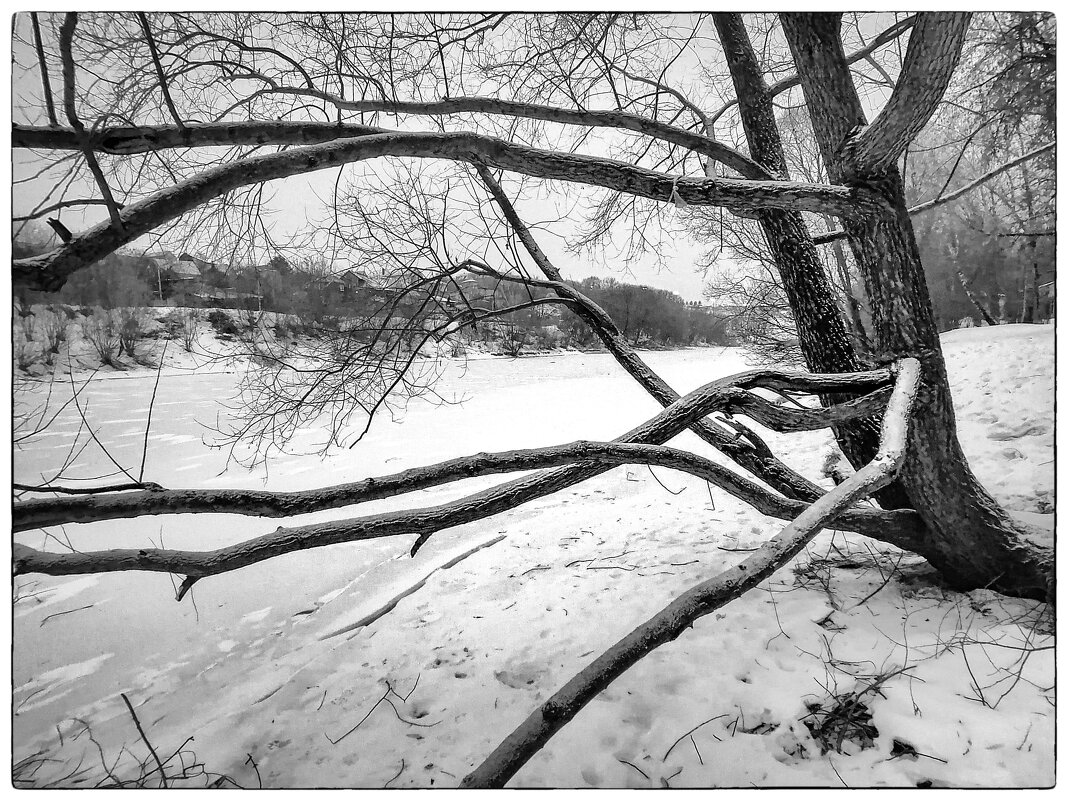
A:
[13, 131, 891, 293]
[14, 365, 916, 588]
[460, 357, 921, 787]
[13, 386, 892, 533]
[14, 98, 771, 180]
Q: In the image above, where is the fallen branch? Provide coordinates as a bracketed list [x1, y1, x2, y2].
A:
[15, 368, 921, 588]
[14, 370, 892, 532]
[460, 358, 921, 787]
[120, 693, 167, 789]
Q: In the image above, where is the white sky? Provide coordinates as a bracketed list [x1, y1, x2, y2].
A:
[9, 10, 906, 302]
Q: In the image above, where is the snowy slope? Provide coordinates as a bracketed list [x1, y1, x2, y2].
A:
[11, 326, 1054, 788]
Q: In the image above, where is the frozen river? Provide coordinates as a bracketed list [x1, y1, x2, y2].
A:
[13, 347, 755, 754]
[11, 329, 1054, 788]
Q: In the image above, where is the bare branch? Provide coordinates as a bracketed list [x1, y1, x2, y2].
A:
[14, 130, 891, 292]
[136, 12, 185, 129]
[13, 198, 125, 223]
[30, 12, 58, 127]
[259, 92, 771, 180]
[13, 120, 388, 154]
[14, 385, 891, 533]
[15, 366, 914, 584]
[57, 13, 125, 233]
[812, 142, 1056, 245]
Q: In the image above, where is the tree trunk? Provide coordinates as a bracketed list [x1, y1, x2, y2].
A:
[1019, 162, 1040, 324]
[780, 13, 1051, 600]
[712, 13, 913, 510]
[825, 215, 873, 356]
[955, 269, 998, 326]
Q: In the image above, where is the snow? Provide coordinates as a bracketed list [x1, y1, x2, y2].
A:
[11, 325, 1054, 788]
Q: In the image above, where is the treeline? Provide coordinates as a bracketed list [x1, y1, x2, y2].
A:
[441, 274, 731, 355]
[13, 234, 733, 359]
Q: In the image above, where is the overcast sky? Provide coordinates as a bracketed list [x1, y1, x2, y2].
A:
[10, 11, 904, 303]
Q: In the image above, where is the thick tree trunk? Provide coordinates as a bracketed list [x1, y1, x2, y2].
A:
[712, 13, 914, 510]
[780, 13, 1052, 600]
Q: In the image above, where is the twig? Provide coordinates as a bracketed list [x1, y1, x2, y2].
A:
[663, 714, 727, 761]
[40, 603, 94, 626]
[245, 753, 262, 788]
[845, 550, 906, 611]
[120, 693, 167, 788]
[647, 465, 685, 495]
[384, 758, 405, 788]
[138, 341, 168, 481]
[618, 758, 649, 780]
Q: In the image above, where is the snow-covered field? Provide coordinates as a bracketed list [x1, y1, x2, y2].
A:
[11, 324, 1055, 788]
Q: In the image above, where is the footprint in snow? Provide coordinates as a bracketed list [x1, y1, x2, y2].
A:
[494, 662, 547, 690]
[988, 422, 1048, 441]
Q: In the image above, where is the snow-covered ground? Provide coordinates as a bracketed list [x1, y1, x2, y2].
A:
[11, 324, 1054, 788]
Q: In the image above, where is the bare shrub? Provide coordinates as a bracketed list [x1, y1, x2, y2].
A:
[178, 308, 199, 352]
[81, 308, 122, 367]
[159, 308, 200, 352]
[116, 307, 146, 359]
[14, 338, 42, 373]
[39, 308, 69, 364]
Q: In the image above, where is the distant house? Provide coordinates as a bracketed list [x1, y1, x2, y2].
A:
[168, 260, 202, 282]
[145, 250, 178, 268]
[315, 268, 375, 299]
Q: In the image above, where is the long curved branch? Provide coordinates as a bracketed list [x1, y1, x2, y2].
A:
[460, 358, 921, 787]
[14, 91, 768, 178]
[14, 130, 890, 292]
[811, 141, 1055, 245]
[14, 385, 891, 533]
[14, 436, 925, 585]
[475, 166, 825, 502]
[15, 367, 909, 584]
[13, 120, 390, 154]
[247, 92, 773, 180]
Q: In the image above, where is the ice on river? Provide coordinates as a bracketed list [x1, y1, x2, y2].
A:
[12, 330, 1054, 788]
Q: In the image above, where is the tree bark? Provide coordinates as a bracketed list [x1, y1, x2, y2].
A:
[780, 12, 1052, 600]
[712, 13, 913, 510]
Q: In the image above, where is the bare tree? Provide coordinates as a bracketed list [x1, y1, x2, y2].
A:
[11, 10, 1053, 788]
